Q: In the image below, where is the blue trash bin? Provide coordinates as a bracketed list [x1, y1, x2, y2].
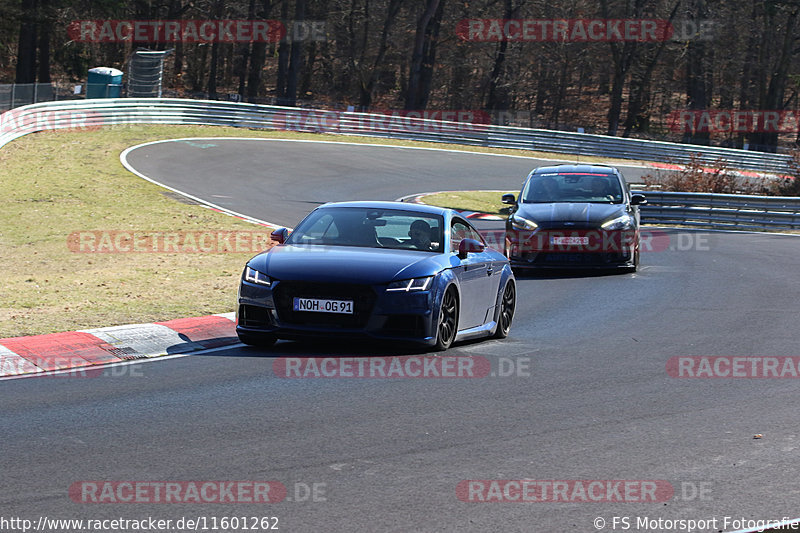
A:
[86, 67, 123, 98]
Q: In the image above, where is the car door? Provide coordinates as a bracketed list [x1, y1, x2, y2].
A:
[450, 218, 495, 329]
[463, 221, 504, 325]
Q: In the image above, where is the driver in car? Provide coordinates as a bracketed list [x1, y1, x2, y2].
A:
[590, 177, 614, 201]
[408, 220, 432, 251]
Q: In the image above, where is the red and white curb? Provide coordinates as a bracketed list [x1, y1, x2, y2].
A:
[0, 313, 237, 377]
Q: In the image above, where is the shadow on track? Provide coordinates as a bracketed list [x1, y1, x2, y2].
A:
[193, 337, 440, 358]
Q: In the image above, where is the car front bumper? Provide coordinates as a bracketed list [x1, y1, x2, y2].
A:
[237, 279, 439, 346]
[505, 227, 638, 269]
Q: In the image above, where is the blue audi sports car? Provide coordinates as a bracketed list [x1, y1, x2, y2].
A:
[236, 201, 515, 350]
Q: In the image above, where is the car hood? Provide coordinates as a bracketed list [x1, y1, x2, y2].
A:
[248, 245, 446, 284]
[516, 202, 626, 227]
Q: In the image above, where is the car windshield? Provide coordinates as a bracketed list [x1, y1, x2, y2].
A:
[285, 207, 444, 252]
[521, 172, 624, 204]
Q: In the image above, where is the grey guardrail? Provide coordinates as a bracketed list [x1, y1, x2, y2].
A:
[0, 97, 794, 173]
[1, 97, 797, 231]
[635, 190, 800, 230]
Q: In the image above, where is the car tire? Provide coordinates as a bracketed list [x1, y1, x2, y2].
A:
[237, 332, 277, 348]
[433, 286, 459, 351]
[493, 279, 516, 339]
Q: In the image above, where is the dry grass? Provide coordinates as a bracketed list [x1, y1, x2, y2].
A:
[420, 190, 515, 216]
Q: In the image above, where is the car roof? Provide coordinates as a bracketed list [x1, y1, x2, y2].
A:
[317, 200, 453, 217]
[531, 164, 620, 176]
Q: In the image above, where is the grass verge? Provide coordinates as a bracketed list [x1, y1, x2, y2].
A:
[418, 190, 515, 216]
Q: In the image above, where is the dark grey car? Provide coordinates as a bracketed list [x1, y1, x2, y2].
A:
[502, 164, 647, 272]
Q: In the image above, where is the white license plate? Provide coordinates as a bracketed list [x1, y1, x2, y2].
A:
[293, 297, 354, 314]
[551, 236, 589, 245]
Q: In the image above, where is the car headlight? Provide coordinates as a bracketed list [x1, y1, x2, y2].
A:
[601, 214, 633, 230]
[510, 214, 538, 231]
[244, 266, 272, 286]
[387, 276, 433, 292]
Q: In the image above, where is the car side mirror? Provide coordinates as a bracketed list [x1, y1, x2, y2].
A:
[630, 194, 647, 206]
[270, 227, 289, 244]
[501, 193, 516, 205]
[458, 238, 485, 259]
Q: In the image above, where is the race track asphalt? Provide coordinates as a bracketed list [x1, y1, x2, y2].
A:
[2, 139, 799, 532]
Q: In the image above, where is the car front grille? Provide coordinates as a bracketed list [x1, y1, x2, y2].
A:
[524, 251, 630, 265]
[272, 281, 376, 328]
[382, 314, 426, 338]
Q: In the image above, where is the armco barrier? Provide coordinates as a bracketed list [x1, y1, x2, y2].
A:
[1, 98, 798, 230]
[0, 98, 794, 173]
[636, 190, 800, 230]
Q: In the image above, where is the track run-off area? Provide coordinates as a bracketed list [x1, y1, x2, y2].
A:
[3, 138, 800, 532]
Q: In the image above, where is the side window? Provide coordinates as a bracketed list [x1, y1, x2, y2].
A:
[451, 219, 483, 252]
[450, 221, 470, 252]
[464, 224, 484, 245]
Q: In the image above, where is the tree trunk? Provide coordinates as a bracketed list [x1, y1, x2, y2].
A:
[602, 0, 644, 136]
[276, 0, 290, 103]
[299, 42, 317, 99]
[405, 0, 441, 110]
[15, 0, 38, 84]
[622, 0, 680, 136]
[285, 0, 307, 106]
[355, 0, 403, 109]
[684, 0, 711, 145]
[606, 50, 632, 136]
[246, 0, 273, 102]
[207, 0, 225, 99]
[208, 42, 220, 98]
[238, 0, 257, 98]
[36, 0, 50, 84]
[486, 0, 517, 111]
[534, 63, 549, 116]
[752, 4, 798, 152]
[550, 50, 569, 127]
[167, 0, 190, 88]
[412, 0, 445, 110]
